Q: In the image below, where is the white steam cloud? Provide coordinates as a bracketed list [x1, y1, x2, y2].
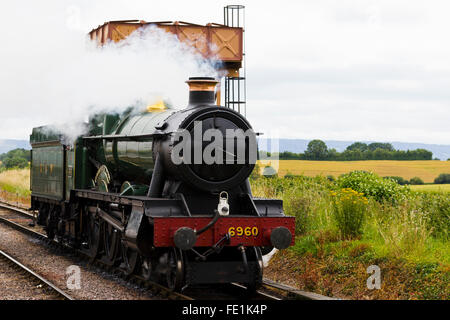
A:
[0, 2, 220, 143]
[44, 25, 220, 141]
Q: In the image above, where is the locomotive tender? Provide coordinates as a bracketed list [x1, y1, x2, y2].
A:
[30, 77, 295, 291]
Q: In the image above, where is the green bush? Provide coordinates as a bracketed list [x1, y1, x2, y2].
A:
[337, 171, 410, 203]
[384, 176, 410, 185]
[434, 173, 450, 184]
[409, 176, 424, 185]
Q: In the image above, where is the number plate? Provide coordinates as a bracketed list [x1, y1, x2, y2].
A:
[228, 226, 259, 237]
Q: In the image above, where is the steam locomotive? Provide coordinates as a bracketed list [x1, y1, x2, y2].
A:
[30, 77, 295, 291]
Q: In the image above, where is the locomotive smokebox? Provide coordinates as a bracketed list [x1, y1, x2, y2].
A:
[186, 77, 218, 107]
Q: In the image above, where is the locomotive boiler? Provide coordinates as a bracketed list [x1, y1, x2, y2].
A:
[30, 77, 295, 291]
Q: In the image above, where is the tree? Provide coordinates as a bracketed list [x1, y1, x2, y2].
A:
[373, 148, 390, 160]
[327, 148, 339, 160]
[2, 148, 30, 161]
[3, 156, 28, 169]
[434, 173, 450, 184]
[409, 177, 424, 185]
[278, 151, 302, 160]
[346, 142, 368, 152]
[304, 140, 328, 160]
[0, 148, 30, 169]
[368, 142, 394, 151]
[413, 149, 433, 160]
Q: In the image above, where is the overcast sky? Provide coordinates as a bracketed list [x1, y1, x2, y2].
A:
[0, 0, 449, 144]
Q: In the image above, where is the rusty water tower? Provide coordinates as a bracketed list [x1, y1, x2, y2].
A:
[88, 5, 247, 114]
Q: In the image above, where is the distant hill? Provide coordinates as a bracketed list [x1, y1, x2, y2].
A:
[258, 139, 450, 161]
[0, 140, 30, 154]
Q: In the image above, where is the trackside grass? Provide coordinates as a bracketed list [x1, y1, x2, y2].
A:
[251, 173, 449, 300]
[0, 168, 31, 205]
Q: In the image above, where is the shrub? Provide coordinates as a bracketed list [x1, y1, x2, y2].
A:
[409, 176, 424, 185]
[434, 173, 450, 184]
[384, 176, 409, 185]
[337, 171, 410, 203]
[330, 188, 368, 239]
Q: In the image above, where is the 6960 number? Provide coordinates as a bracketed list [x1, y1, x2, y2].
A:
[228, 226, 259, 237]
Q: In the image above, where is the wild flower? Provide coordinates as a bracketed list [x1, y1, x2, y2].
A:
[331, 188, 368, 239]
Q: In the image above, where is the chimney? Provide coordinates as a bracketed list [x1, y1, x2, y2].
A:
[186, 77, 218, 107]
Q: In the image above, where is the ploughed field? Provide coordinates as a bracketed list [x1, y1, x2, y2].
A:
[258, 160, 450, 183]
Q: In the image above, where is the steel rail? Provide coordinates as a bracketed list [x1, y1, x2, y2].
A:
[229, 282, 282, 300]
[262, 278, 340, 300]
[0, 248, 74, 300]
[0, 201, 34, 217]
[0, 203, 191, 300]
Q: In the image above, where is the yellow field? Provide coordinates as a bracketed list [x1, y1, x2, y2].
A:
[410, 184, 450, 192]
[257, 160, 450, 183]
[0, 168, 30, 195]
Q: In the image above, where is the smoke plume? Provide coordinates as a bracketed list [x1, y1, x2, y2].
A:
[0, 2, 220, 143]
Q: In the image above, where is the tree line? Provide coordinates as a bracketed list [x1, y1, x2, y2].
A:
[0, 148, 30, 169]
[260, 140, 433, 161]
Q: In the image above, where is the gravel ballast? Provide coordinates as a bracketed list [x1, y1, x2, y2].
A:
[0, 222, 159, 300]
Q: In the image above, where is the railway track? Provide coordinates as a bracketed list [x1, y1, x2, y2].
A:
[0, 248, 74, 300]
[0, 202, 190, 300]
[0, 200, 337, 301]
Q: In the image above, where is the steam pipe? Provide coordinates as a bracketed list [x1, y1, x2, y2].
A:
[195, 209, 220, 236]
[242, 178, 252, 196]
[147, 153, 164, 197]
